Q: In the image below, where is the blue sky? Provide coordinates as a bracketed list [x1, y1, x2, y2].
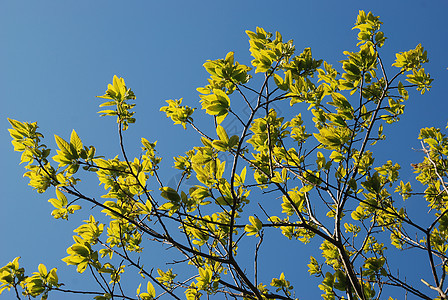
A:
[1, 1, 448, 299]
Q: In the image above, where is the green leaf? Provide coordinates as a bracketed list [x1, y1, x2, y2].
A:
[38, 264, 47, 276]
[225, 51, 234, 65]
[55, 135, 70, 153]
[308, 256, 321, 276]
[48, 268, 59, 285]
[245, 216, 263, 237]
[48, 197, 63, 209]
[160, 187, 180, 203]
[361, 172, 382, 194]
[215, 196, 233, 206]
[212, 140, 227, 152]
[71, 244, 90, 257]
[70, 130, 83, 152]
[329, 151, 345, 162]
[68, 205, 82, 213]
[216, 125, 229, 143]
[146, 281, 156, 298]
[314, 126, 351, 150]
[228, 135, 239, 148]
[56, 189, 68, 206]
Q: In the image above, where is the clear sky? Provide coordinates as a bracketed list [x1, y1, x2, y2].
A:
[1, 1, 448, 299]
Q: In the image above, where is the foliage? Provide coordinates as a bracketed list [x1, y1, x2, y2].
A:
[4, 10, 447, 300]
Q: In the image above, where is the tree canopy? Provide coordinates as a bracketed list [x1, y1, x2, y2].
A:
[2, 10, 447, 300]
